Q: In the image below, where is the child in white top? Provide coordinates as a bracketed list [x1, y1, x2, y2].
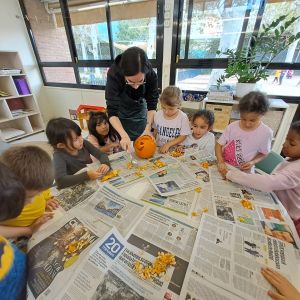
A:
[153, 86, 191, 153]
[215, 91, 273, 174]
[183, 109, 215, 155]
[87, 112, 121, 160]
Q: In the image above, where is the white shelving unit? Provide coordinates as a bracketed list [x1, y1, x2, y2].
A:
[0, 51, 44, 142]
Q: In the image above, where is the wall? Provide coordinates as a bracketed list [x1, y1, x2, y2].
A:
[0, 0, 51, 120]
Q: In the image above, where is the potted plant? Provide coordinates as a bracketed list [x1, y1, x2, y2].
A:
[216, 14, 300, 97]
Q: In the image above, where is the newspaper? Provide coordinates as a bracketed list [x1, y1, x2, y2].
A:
[27, 213, 111, 300]
[148, 163, 200, 196]
[182, 214, 298, 300]
[212, 195, 299, 248]
[210, 167, 277, 206]
[78, 184, 146, 236]
[54, 181, 99, 212]
[58, 209, 198, 300]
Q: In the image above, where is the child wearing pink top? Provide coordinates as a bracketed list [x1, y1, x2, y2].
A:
[87, 112, 121, 160]
[221, 121, 300, 237]
[216, 91, 273, 173]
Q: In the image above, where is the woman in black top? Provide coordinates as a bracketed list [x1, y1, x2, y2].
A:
[105, 47, 159, 151]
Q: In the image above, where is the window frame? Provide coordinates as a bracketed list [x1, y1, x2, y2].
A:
[170, 0, 300, 99]
[19, 0, 164, 90]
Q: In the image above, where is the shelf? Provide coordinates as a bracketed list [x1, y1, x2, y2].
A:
[4, 129, 44, 142]
[0, 94, 33, 100]
[205, 99, 239, 105]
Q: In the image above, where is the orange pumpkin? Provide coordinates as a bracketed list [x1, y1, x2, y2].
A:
[134, 135, 156, 159]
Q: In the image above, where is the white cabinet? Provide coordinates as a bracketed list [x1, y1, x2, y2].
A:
[0, 52, 44, 142]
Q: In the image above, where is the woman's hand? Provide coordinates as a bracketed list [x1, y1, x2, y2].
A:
[261, 267, 300, 300]
[120, 135, 131, 152]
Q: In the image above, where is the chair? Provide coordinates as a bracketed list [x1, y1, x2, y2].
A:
[255, 151, 284, 174]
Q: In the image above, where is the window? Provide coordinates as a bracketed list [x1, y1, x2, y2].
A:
[171, 0, 300, 97]
[20, 0, 164, 89]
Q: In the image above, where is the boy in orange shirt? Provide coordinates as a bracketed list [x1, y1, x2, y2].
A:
[0, 146, 58, 238]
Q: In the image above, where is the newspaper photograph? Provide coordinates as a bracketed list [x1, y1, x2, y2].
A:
[185, 214, 298, 300]
[79, 184, 146, 236]
[148, 163, 200, 196]
[55, 181, 99, 212]
[27, 214, 111, 299]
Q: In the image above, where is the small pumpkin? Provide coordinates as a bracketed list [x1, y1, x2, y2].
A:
[134, 135, 156, 159]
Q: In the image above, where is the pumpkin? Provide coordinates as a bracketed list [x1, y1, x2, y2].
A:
[134, 135, 156, 159]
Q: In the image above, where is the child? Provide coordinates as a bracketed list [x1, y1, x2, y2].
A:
[0, 146, 57, 238]
[46, 117, 111, 189]
[261, 267, 300, 300]
[216, 91, 273, 173]
[221, 121, 300, 237]
[0, 162, 26, 299]
[153, 86, 191, 153]
[87, 111, 121, 159]
[183, 109, 215, 154]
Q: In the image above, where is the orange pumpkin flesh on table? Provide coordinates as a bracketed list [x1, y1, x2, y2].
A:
[134, 135, 156, 159]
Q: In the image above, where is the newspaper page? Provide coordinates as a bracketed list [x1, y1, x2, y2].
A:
[210, 167, 277, 205]
[212, 195, 300, 249]
[148, 163, 200, 196]
[58, 225, 190, 300]
[54, 180, 99, 212]
[184, 214, 298, 300]
[78, 184, 146, 236]
[27, 213, 111, 300]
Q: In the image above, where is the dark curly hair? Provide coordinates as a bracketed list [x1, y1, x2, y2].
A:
[192, 109, 215, 127]
[238, 91, 270, 114]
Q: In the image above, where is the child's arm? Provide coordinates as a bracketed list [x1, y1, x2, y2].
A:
[85, 140, 111, 168]
[159, 135, 187, 153]
[261, 267, 300, 300]
[224, 166, 299, 193]
[54, 154, 93, 189]
[240, 152, 267, 171]
[215, 142, 227, 173]
[0, 214, 53, 238]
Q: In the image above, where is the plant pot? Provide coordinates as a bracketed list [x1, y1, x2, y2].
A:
[235, 83, 256, 98]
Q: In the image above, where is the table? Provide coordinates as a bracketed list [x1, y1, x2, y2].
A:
[26, 151, 300, 300]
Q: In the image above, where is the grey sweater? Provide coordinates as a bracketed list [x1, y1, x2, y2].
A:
[53, 139, 111, 189]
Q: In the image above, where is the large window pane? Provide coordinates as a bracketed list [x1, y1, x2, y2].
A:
[79, 67, 107, 85]
[181, 0, 252, 59]
[258, 0, 300, 63]
[110, 0, 157, 58]
[67, 0, 111, 60]
[43, 67, 76, 84]
[23, 0, 72, 62]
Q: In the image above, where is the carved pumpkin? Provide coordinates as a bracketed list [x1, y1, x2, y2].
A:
[134, 135, 156, 159]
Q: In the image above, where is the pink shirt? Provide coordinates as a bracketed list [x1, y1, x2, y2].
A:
[226, 159, 300, 221]
[218, 121, 273, 167]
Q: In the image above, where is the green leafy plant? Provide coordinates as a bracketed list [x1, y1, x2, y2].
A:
[217, 14, 300, 86]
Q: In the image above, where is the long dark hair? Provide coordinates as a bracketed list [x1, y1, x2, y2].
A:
[88, 112, 120, 146]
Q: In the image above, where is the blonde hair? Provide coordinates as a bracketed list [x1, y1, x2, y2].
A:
[160, 86, 182, 107]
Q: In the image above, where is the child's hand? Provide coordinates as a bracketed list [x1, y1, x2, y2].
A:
[97, 164, 110, 175]
[176, 145, 184, 152]
[29, 213, 54, 235]
[240, 161, 254, 171]
[159, 144, 171, 154]
[217, 162, 228, 178]
[261, 267, 300, 300]
[87, 169, 102, 180]
[46, 197, 59, 212]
